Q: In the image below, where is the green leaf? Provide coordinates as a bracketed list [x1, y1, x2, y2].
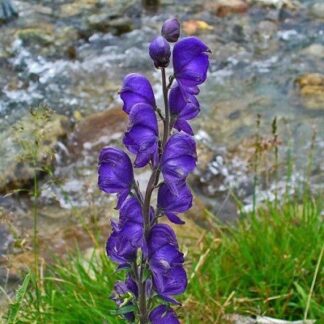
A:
[7, 272, 31, 324]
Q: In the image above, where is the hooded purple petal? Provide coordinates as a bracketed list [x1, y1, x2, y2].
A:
[149, 305, 180, 324]
[152, 265, 187, 299]
[98, 147, 133, 207]
[107, 197, 144, 264]
[119, 196, 143, 227]
[149, 36, 171, 68]
[173, 37, 210, 94]
[169, 84, 200, 120]
[169, 84, 200, 134]
[157, 182, 192, 224]
[120, 73, 156, 114]
[148, 224, 178, 254]
[161, 133, 197, 194]
[123, 103, 159, 168]
[106, 231, 138, 264]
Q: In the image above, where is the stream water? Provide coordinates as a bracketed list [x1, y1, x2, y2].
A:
[0, 0, 323, 308]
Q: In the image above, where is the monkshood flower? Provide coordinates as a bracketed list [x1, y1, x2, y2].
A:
[173, 36, 210, 95]
[157, 182, 192, 224]
[161, 132, 197, 194]
[149, 36, 171, 68]
[148, 224, 187, 303]
[98, 17, 209, 323]
[169, 83, 200, 135]
[161, 17, 180, 43]
[98, 147, 133, 209]
[120, 73, 156, 114]
[149, 305, 180, 324]
[123, 103, 159, 167]
[106, 197, 144, 265]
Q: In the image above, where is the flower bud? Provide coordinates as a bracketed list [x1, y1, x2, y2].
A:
[149, 36, 171, 68]
[161, 18, 180, 43]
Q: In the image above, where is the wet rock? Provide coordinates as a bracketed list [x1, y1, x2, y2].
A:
[248, 0, 299, 9]
[206, 0, 249, 17]
[0, 110, 69, 193]
[0, 0, 18, 24]
[182, 20, 213, 35]
[301, 44, 324, 59]
[254, 20, 279, 53]
[0, 224, 13, 256]
[69, 107, 127, 157]
[295, 73, 324, 110]
[16, 24, 55, 47]
[59, 0, 98, 18]
[310, 3, 324, 20]
[87, 14, 133, 35]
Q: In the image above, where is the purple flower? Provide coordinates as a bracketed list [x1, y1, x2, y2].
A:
[149, 36, 171, 68]
[120, 73, 156, 114]
[106, 197, 144, 265]
[157, 182, 192, 224]
[123, 103, 159, 167]
[98, 147, 133, 208]
[169, 83, 200, 135]
[148, 225, 187, 302]
[149, 305, 180, 324]
[173, 37, 210, 95]
[111, 276, 138, 304]
[161, 18, 180, 43]
[161, 133, 197, 194]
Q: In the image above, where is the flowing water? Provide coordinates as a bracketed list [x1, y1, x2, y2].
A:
[0, 0, 323, 305]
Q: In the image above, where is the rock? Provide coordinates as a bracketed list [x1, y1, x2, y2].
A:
[0, 224, 13, 256]
[248, 0, 299, 10]
[301, 44, 324, 59]
[295, 73, 324, 110]
[69, 107, 127, 157]
[310, 3, 324, 19]
[182, 20, 213, 35]
[205, 0, 249, 18]
[16, 24, 55, 46]
[0, 109, 69, 193]
[87, 14, 133, 35]
[59, 0, 98, 18]
[0, 0, 18, 24]
[254, 20, 279, 53]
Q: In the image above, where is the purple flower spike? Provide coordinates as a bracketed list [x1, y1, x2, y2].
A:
[120, 73, 156, 114]
[173, 37, 210, 95]
[169, 84, 200, 135]
[123, 103, 159, 167]
[161, 18, 180, 43]
[149, 305, 180, 324]
[98, 147, 133, 208]
[149, 36, 171, 68]
[157, 182, 192, 224]
[161, 133, 197, 194]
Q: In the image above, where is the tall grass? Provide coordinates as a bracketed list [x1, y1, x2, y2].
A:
[184, 195, 323, 323]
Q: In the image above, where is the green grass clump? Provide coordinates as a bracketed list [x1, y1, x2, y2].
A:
[5, 250, 123, 324]
[184, 196, 324, 323]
